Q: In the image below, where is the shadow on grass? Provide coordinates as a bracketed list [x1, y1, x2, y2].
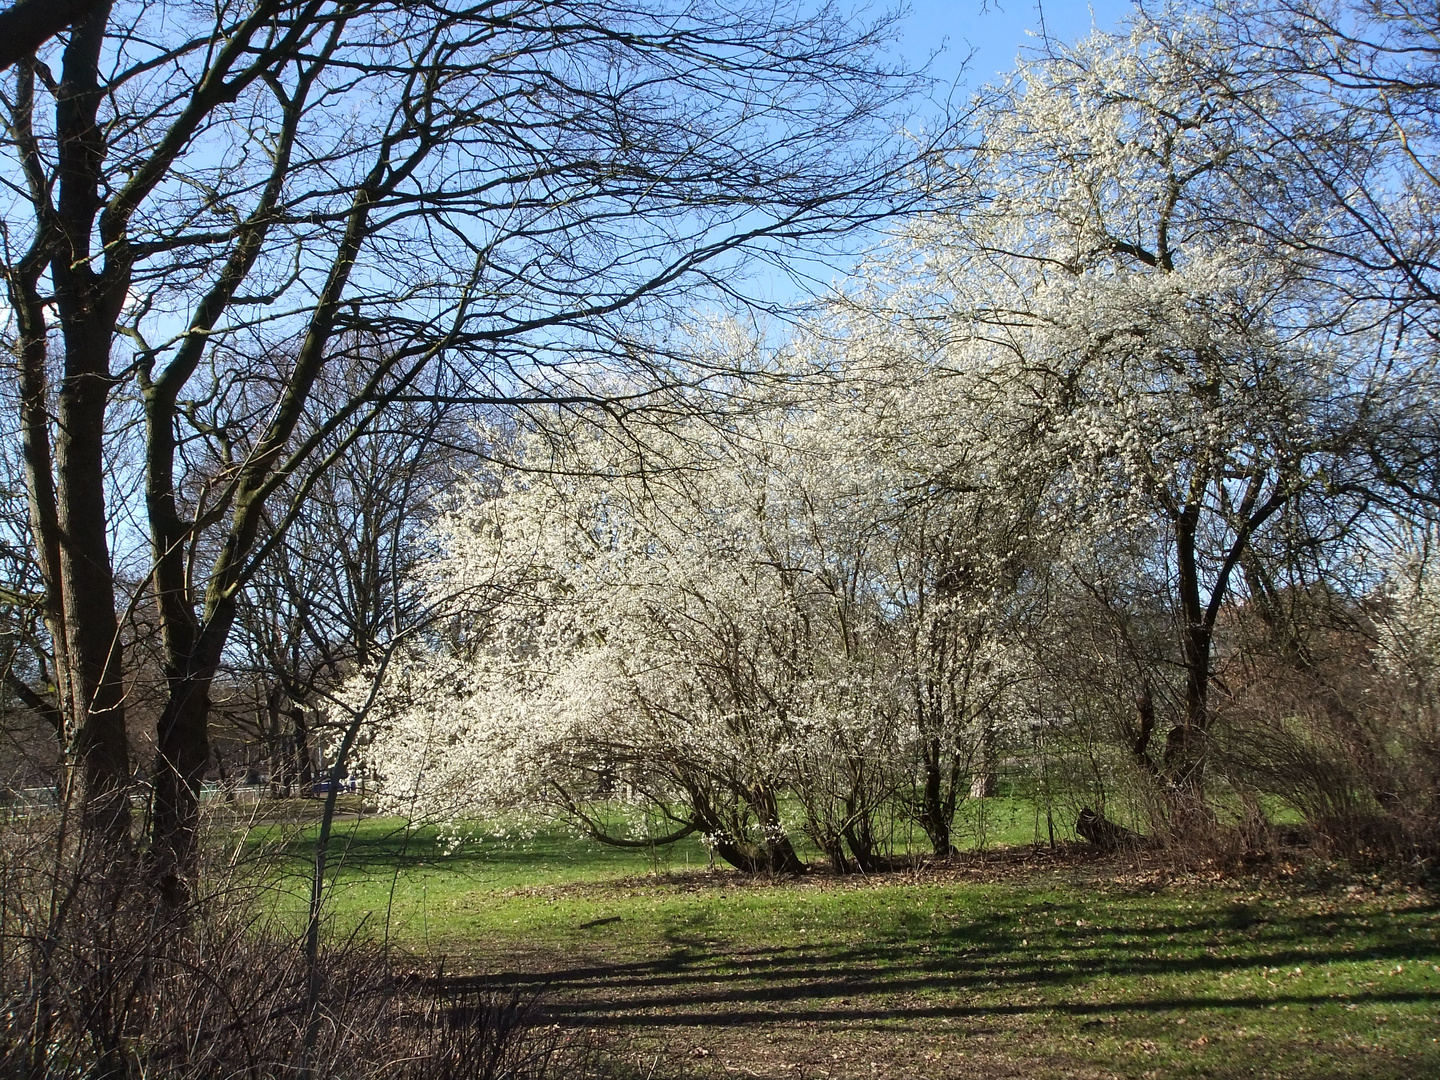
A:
[451, 895, 1440, 1031]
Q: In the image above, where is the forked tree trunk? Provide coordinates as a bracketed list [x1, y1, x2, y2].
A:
[686, 785, 806, 874]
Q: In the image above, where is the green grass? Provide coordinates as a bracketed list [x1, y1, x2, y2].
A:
[254, 797, 1044, 933]
[251, 813, 712, 937]
[247, 808, 1440, 1079]
[953, 792, 1056, 847]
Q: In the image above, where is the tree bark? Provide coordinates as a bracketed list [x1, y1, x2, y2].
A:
[150, 662, 220, 906]
[916, 735, 961, 855]
[0, 0, 108, 72]
[1166, 507, 1207, 784]
[48, 1, 132, 845]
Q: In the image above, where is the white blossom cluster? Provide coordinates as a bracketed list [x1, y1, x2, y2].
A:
[1377, 545, 1440, 722]
[342, 364, 1034, 866]
[827, 17, 1380, 769]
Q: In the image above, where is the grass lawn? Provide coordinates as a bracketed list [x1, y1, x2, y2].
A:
[252, 811, 1440, 1079]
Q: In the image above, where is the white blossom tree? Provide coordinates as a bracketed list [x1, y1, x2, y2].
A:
[354, 313, 1049, 866]
[356, 420, 787, 869]
[799, 318, 1047, 852]
[838, 18, 1386, 809]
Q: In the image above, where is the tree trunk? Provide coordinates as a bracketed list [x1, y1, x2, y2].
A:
[293, 707, 314, 789]
[751, 783, 805, 873]
[1166, 508, 1212, 792]
[842, 816, 881, 872]
[53, 365, 131, 844]
[969, 714, 998, 798]
[151, 671, 214, 907]
[265, 685, 289, 796]
[687, 787, 805, 874]
[46, 1, 131, 847]
[916, 736, 961, 855]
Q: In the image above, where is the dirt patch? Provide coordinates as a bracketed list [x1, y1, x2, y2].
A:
[485, 837, 1412, 906]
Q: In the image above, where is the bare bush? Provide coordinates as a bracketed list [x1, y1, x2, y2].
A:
[0, 815, 590, 1080]
[1208, 598, 1440, 865]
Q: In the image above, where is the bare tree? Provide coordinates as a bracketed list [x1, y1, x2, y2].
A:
[229, 366, 476, 793]
[0, 0, 926, 899]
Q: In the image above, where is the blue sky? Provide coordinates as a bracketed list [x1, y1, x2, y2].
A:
[891, 1, 1138, 92]
[743, 2, 1140, 303]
